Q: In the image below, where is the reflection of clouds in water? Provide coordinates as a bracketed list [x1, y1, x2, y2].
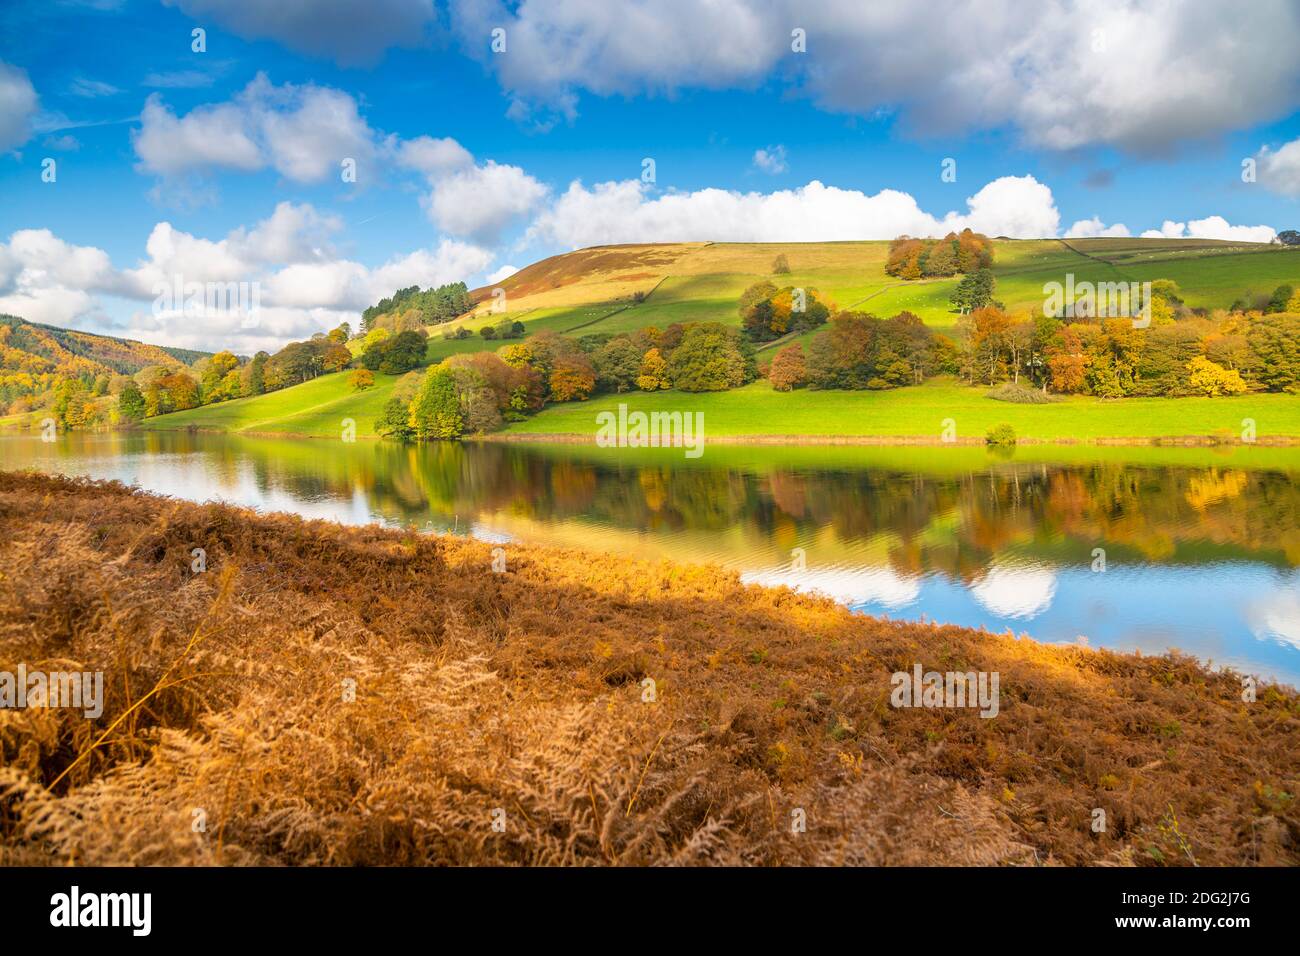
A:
[742, 566, 921, 609]
[1247, 582, 1300, 651]
[970, 566, 1058, 619]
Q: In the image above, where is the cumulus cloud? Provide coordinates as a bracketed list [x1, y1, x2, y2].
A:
[425, 160, 549, 243]
[396, 135, 474, 176]
[133, 74, 382, 183]
[528, 174, 1060, 247]
[453, 0, 1300, 153]
[1139, 216, 1276, 243]
[161, 0, 435, 67]
[485, 263, 519, 284]
[1064, 217, 1131, 238]
[0, 203, 495, 353]
[394, 135, 548, 242]
[131, 78, 544, 242]
[1255, 138, 1300, 197]
[752, 145, 787, 174]
[0, 60, 38, 152]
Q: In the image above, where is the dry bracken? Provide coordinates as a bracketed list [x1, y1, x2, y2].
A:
[0, 471, 1296, 866]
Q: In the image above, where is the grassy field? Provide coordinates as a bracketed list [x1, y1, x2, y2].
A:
[143, 371, 1300, 444]
[426, 237, 1299, 359]
[504, 377, 1300, 442]
[145, 370, 401, 438]
[135, 237, 1299, 442]
[3, 470, 1296, 865]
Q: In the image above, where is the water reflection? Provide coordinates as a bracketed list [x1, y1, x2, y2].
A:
[3, 431, 1298, 686]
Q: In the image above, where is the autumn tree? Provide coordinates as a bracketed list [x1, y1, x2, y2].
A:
[322, 343, 353, 372]
[636, 347, 671, 391]
[769, 343, 807, 391]
[1187, 356, 1247, 396]
[548, 353, 597, 402]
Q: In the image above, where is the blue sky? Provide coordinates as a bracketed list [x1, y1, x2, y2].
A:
[2, 0, 1299, 352]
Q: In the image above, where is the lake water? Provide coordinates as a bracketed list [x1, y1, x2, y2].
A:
[4, 431, 1299, 688]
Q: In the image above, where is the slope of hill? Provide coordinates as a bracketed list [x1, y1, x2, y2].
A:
[145, 237, 1299, 442]
[417, 237, 1295, 362]
[1, 314, 206, 374]
[0, 313, 210, 421]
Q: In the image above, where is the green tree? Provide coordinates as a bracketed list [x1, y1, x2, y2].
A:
[409, 366, 463, 440]
[117, 382, 146, 421]
[593, 337, 643, 393]
[378, 330, 426, 374]
[1267, 284, 1294, 313]
[241, 351, 268, 396]
[666, 323, 756, 392]
[951, 268, 995, 314]
[375, 397, 414, 441]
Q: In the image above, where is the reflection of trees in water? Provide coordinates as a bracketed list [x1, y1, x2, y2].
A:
[151, 433, 1300, 569]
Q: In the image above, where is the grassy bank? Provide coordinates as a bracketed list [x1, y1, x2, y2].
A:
[1, 471, 1296, 865]
[139, 372, 1300, 444]
[505, 378, 1300, 443]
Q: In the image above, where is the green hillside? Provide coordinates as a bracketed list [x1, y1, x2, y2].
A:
[144, 368, 401, 438]
[144, 237, 1300, 442]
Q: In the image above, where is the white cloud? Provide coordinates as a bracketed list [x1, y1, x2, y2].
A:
[0, 205, 495, 353]
[396, 135, 474, 176]
[752, 145, 787, 174]
[1140, 216, 1276, 243]
[1064, 217, 1131, 238]
[133, 93, 263, 177]
[426, 160, 549, 242]
[486, 264, 519, 284]
[455, 0, 1300, 153]
[162, 0, 435, 67]
[133, 74, 382, 184]
[528, 174, 1060, 247]
[130, 77, 541, 243]
[1256, 138, 1300, 197]
[0, 60, 38, 152]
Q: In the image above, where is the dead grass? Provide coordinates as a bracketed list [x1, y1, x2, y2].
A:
[0, 471, 1296, 866]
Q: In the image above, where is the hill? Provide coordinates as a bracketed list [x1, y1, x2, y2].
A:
[0, 313, 209, 421]
[421, 236, 1296, 360]
[144, 237, 1300, 442]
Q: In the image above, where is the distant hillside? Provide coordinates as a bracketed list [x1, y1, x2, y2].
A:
[412, 236, 1297, 365]
[0, 313, 209, 415]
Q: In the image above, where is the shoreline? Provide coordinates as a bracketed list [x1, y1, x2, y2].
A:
[1, 471, 1296, 866]
[44, 423, 1300, 446]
